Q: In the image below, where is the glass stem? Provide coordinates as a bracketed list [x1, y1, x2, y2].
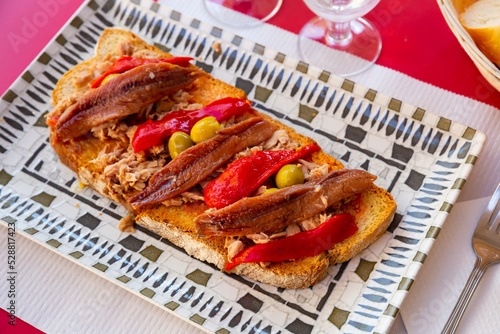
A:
[325, 21, 352, 46]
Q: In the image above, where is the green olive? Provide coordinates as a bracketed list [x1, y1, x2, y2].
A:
[263, 188, 279, 195]
[168, 131, 194, 159]
[190, 116, 222, 143]
[275, 164, 305, 189]
[100, 73, 120, 86]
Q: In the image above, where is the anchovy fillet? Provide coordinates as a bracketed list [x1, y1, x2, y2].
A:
[53, 63, 200, 142]
[129, 117, 275, 209]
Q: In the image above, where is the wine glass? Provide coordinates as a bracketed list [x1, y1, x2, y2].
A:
[203, 0, 283, 28]
[298, 0, 382, 76]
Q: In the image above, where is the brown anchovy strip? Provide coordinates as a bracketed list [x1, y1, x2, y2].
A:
[53, 63, 201, 142]
[195, 169, 376, 236]
[129, 117, 275, 209]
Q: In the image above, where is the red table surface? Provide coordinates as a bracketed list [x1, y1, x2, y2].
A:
[0, 308, 45, 334]
[1, 0, 500, 110]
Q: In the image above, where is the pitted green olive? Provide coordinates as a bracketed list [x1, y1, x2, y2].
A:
[263, 188, 279, 195]
[190, 116, 222, 143]
[168, 131, 194, 159]
[275, 164, 304, 189]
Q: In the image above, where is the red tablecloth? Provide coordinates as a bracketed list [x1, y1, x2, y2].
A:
[1, 0, 500, 110]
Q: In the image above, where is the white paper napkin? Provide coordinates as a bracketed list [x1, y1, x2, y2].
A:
[400, 197, 500, 334]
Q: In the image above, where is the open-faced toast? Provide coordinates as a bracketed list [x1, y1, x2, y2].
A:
[48, 28, 396, 289]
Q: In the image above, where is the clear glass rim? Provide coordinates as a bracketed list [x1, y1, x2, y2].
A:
[202, 0, 283, 28]
[298, 16, 382, 77]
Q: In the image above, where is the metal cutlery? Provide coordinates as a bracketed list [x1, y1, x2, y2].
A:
[442, 183, 500, 333]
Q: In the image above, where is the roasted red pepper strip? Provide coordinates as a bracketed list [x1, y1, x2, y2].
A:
[225, 213, 358, 270]
[131, 97, 252, 153]
[90, 56, 194, 88]
[203, 144, 320, 209]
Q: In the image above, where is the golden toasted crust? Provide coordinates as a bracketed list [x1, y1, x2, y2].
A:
[51, 28, 397, 289]
[328, 186, 396, 264]
[138, 207, 331, 289]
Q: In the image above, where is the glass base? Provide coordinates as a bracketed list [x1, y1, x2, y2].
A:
[203, 0, 282, 28]
[298, 16, 382, 77]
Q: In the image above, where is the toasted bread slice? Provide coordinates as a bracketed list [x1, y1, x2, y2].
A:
[50, 28, 396, 289]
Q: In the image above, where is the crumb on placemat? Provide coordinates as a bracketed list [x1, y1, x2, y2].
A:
[212, 41, 222, 54]
[119, 213, 136, 233]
